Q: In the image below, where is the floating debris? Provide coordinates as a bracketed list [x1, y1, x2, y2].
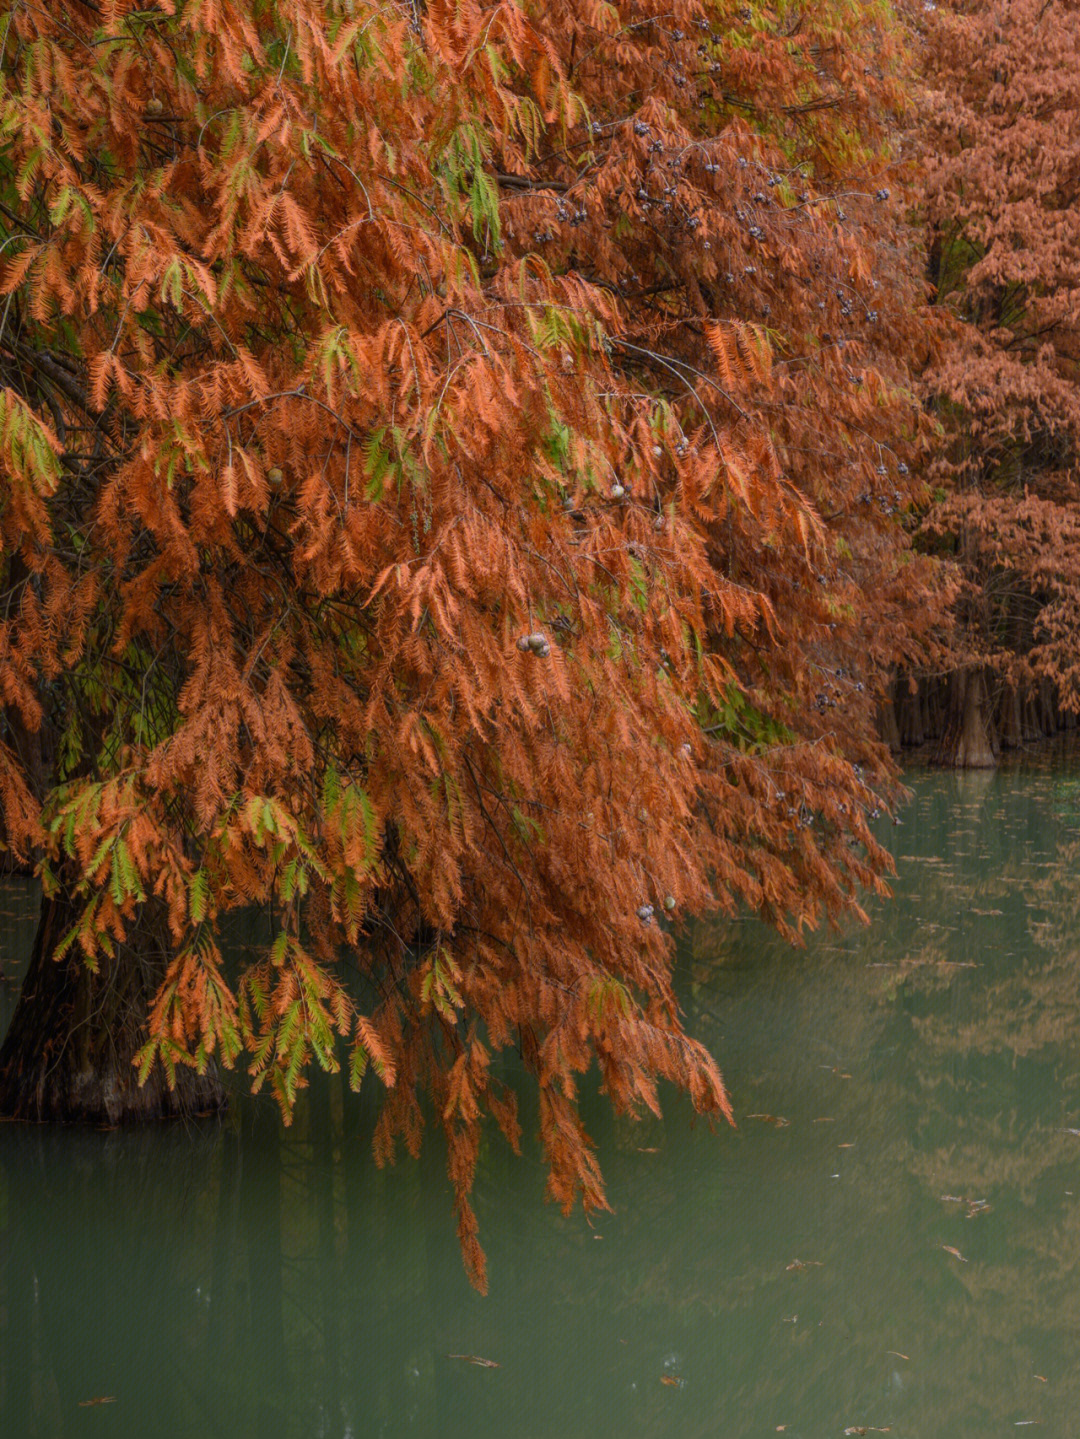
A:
[940, 1245, 967, 1262]
[941, 1194, 991, 1219]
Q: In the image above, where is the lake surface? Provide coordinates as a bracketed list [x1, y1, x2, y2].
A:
[3, 760, 1080, 1437]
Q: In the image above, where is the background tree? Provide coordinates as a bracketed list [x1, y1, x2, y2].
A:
[905, 0, 1080, 764]
[0, 0, 938, 1285]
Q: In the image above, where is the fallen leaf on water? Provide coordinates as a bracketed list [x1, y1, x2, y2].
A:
[1034, 1375, 1048, 1383]
[941, 1245, 967, 1262]
[447, 1354, 499, 1368]
[886, 1351, 910, 1361]
[78, 1397, 116, 1407]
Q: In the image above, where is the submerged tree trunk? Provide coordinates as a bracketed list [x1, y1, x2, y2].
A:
[897, 682, 925, 747]
[935, 667, 998, 769]
[0, 891, 226, 1124]
[998, 684, 1023, 750]
[878, 683, 903, 754]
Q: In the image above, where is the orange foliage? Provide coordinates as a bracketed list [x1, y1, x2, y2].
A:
[0, 0, 940, 1284]
[917, 0, 1080, 712]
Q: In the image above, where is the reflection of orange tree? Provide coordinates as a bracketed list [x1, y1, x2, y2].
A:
[861, 779, 1080, 1433]
[902, 815, 1080, 1061]
[561, 771, 1080, 1436]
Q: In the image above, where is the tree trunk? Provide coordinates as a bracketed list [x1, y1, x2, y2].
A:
[897, 682, 925, 747]
[878, 683, 902, 753]
[998, 685, 1023, 750]
[919, 682, 934, 744]
[1041, 679, 1059, 734]
[0, 891, 226, 1124]
[935, 667, 998, 768]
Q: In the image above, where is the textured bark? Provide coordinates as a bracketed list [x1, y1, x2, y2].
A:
[897, 683, 925, 747]
[919, 683, 934, 743]
[1043, 680, 1060, 733]
[879, 686, 903, 753]
[0, 892, 226, 1124]
[936, 667, 998, 768]
[998, 685, 1023, 750]
[883, 672, 952, 752]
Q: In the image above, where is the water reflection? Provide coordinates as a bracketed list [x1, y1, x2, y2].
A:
[3, 760, 1080, 1435]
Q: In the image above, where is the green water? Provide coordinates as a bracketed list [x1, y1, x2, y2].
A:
[3, 763, 1080, 1437]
